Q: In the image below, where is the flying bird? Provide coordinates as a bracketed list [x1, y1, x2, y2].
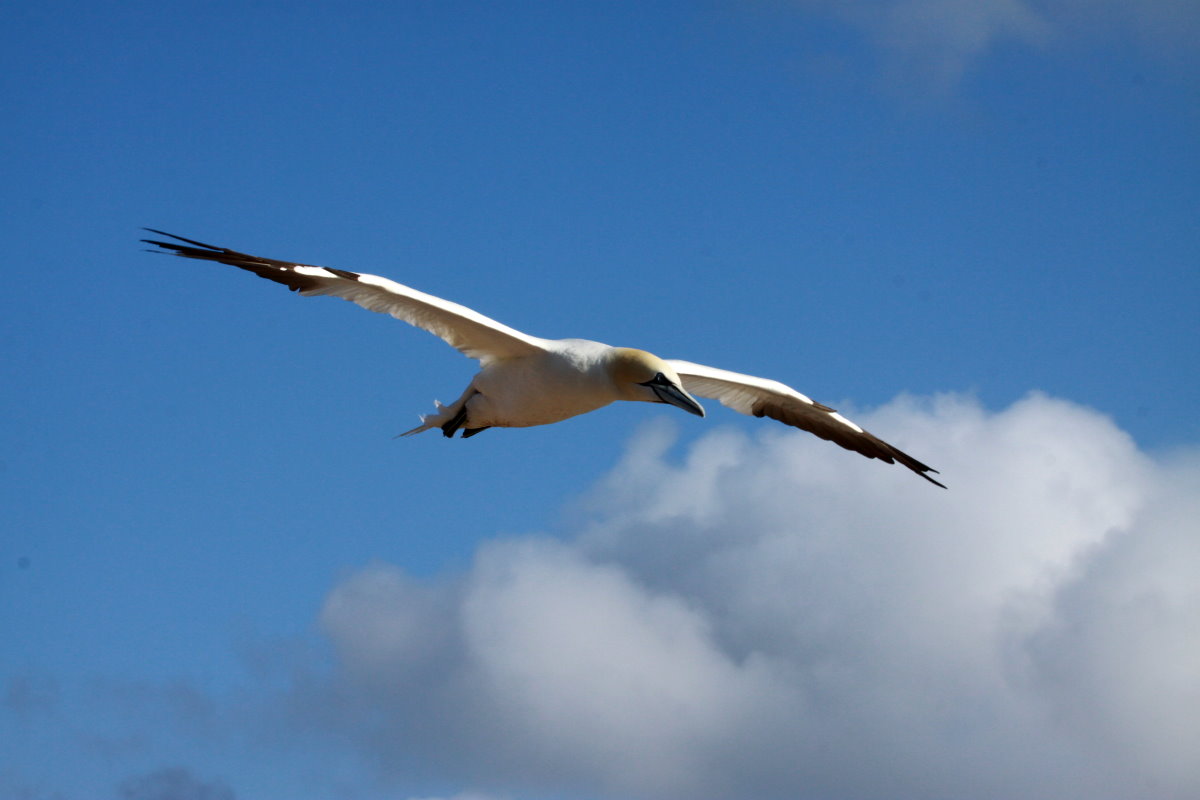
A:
[143, 230, 944, 487]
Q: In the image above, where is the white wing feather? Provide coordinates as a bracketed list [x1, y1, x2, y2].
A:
[143, 230, 547, 363]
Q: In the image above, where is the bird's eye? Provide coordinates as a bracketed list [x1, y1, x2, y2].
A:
[638, 372, 671, 387]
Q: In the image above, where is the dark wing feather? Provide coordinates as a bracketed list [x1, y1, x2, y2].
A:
[669, 360, 945, 488]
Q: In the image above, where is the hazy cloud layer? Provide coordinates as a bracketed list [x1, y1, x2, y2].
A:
[117, 767, 235, 800]
[791, 1, 1200, 87]
[314, 393, 1200, 799]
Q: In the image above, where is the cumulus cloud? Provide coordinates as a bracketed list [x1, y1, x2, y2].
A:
[313, 392, 1199, 799]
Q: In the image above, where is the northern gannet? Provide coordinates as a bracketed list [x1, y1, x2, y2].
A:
[143, 230, 945, 487]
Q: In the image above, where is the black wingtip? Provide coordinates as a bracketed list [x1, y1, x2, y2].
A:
[923, 472, 948, 489]
[890, 446, 947, 489]
[908, 460, 946, 489]
[141, 228, 226, 253]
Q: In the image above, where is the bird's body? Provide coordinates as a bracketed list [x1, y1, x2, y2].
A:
[142, 230, 945, 487]
[408, 340, 627, 435]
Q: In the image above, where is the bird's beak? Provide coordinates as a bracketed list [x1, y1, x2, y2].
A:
[645, 375, 706, 418]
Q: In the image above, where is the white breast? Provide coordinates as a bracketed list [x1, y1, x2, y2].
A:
[468, 340, 621, 428]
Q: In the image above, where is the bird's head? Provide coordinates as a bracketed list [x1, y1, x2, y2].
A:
[609, 348, 705, 418]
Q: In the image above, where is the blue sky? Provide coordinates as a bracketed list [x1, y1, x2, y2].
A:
[2, 2, 1198, 799]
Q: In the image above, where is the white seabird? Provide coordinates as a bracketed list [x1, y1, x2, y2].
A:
[143, 230, 944, 487]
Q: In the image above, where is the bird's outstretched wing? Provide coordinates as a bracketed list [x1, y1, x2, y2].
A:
[667, 360, 945, 487]
[142, 230, 549, 363]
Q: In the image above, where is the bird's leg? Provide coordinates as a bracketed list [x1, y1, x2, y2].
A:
[440, 386, 487, 438]
[440, 405, 470, 438]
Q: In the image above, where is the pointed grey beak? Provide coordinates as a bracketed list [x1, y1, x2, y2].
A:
[644, 374, 706, 418]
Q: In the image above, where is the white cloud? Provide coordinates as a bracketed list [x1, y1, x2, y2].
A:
[315, 392, 1200, 799]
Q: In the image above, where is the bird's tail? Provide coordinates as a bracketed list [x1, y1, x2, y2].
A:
[397, 383, 479, 438]
[397, 394, 476, 438]
[397, 400, 451, 437]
